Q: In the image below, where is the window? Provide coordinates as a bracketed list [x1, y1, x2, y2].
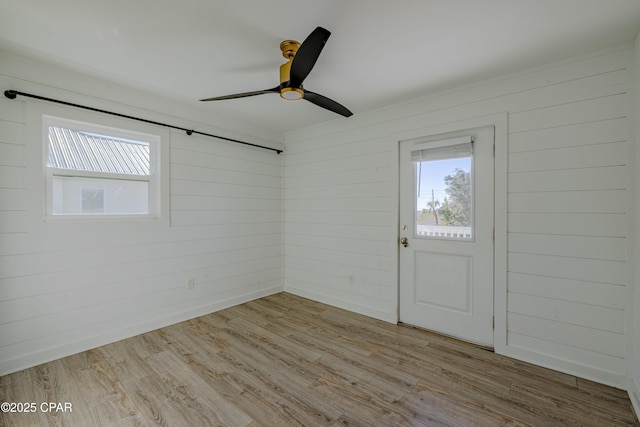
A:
[44, 116, 160, 219]
[412, 136, 474, 240]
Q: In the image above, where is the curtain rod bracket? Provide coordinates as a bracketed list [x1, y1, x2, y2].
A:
[4, 89, 282, 154]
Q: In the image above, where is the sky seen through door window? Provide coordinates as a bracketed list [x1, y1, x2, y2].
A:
[417, 157, 471, 212]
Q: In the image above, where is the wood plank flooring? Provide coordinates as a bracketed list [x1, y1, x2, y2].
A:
[1, 292, 638, 426]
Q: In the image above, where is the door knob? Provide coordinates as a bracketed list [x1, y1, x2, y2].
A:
[400, 237, 408, 247]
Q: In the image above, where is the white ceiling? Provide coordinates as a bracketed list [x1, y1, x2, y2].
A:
[1, 0, 640, 134]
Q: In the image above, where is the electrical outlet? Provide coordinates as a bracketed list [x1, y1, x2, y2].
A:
[348, 275, 355, 285]
[187, 277, 195, 290]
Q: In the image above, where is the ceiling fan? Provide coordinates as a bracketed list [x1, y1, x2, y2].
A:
[200, 26, 353, 117]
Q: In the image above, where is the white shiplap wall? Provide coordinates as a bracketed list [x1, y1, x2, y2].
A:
[0, 51, 283, 375]
[284, 45, 631, 387]
[283, 136, 395, 321]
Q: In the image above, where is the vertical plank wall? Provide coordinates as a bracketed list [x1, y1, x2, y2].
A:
[0, 52, 284, 375]
[283, 45, 631, 387]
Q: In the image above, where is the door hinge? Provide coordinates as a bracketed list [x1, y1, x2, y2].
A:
[492, 316, 495, 329]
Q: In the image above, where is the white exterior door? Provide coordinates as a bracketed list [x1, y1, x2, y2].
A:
[399, 126, 494, 347]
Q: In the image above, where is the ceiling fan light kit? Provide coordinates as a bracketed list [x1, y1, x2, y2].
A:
[280, 87, 304, 100]
[200, 27, 352, 117]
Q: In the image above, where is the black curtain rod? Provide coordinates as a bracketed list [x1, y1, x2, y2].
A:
[3, 90, 282, 154]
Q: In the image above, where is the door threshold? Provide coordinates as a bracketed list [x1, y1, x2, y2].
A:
[398, 321, 494, 352]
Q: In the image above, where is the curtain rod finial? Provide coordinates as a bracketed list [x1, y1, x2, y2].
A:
[4, 90, 17, 99]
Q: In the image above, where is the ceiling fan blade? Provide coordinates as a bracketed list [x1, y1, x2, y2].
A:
[289, 27, 331, 88]
[303, 90, 353, 117]
[200, 87, 279, 101]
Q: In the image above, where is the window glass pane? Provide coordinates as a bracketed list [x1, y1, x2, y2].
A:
[47, 126, 150, 175]
[52, 176, 149, 215]
[415, 146, 473, 240]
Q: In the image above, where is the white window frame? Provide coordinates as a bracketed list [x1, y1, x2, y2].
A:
[43, 114, 162, 221]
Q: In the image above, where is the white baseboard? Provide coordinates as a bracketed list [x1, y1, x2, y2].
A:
[0, 286, 281, 376]
[284, 286, 397, 324]
[501, 344, 626, 390]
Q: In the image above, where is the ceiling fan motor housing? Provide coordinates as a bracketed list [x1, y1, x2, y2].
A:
[279, 40, 304, 100]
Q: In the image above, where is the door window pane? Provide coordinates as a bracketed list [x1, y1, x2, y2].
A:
[413, 142, 473, 240]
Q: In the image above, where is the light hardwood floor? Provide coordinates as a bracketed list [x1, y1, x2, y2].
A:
[1, 292, 638, 426]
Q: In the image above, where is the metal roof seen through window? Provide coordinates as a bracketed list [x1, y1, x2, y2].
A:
[47, 126, 150, 175]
